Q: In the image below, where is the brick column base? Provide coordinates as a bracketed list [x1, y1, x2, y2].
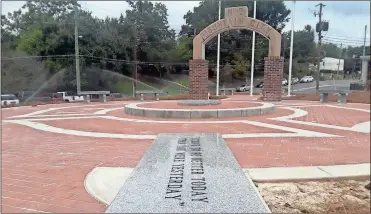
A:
[263, 56, 284, 101]
[189, 59, 209, 100]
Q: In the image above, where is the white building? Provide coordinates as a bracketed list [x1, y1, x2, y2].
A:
[319, 57, 344, 71]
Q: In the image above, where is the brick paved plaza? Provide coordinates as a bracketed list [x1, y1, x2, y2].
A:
[1, 96, 370, 212]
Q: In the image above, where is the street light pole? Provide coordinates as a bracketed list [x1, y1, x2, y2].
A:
[287, 0, 295, 96]
[249, 1, 257, 96]
[216, 0, 221, 96]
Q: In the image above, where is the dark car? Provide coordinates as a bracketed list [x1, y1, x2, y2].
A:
[255, 81, 264, 88]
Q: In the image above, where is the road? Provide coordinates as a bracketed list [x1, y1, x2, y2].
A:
[232, 79, 355, 94]
[288, 79, 354, 94]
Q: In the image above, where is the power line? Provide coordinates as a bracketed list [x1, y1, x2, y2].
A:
[1, 54, 76, 60]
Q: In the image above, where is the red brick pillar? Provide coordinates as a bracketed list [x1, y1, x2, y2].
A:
[263, 56, 284, 101]
[189, 59, 209, 100]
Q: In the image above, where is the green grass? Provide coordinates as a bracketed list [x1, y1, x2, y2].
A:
[110, 77, 188, 96]
[174, 77, 190, 88]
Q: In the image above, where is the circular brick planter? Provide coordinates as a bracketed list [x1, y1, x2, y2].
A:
[124, 101, 275, 119]
[177, 100, 221, 106]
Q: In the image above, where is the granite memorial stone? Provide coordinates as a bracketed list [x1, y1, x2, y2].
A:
[106, 134, 269, 213]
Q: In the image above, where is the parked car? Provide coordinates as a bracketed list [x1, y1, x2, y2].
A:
[236, 84, 250, 92]
[1, 94, 20, 107]
[291, 77, 299, 85]
[282, 78, 288, 86]
[300, 76, 314, 83]
[255, 81, 264, 88]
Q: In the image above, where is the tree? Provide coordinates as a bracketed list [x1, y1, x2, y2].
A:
[174, 36, 192, 61]
[282, 25, 316, 60]
[220, 62, 233, 87]
[232, 53, 249, 78]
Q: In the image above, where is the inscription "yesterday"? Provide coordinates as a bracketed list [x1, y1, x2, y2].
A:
[165, 137, 209, 205]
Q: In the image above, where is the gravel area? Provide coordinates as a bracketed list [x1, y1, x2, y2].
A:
[257, 180, 370, 213]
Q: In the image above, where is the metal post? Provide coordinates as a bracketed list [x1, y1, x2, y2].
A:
[132, 25, 138, 97]
[74, 6, 81, 94]
[216, 0, 221, 96]
[288, 1, 295, 96]
[250, 1, 257, 96]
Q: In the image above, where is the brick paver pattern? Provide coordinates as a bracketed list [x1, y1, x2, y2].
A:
[1, 98, 370, 213]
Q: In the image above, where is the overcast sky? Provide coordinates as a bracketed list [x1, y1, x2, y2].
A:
[2, 1, 370, 47]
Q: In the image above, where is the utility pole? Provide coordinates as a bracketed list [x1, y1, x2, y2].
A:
[361, 25, 368, 84]
[337, 43, 342, 78]
[132, 25, 138, 97]
[315, 3, 325, 92]
[363, 25, 367, 57]
[74, 6, 81, 94]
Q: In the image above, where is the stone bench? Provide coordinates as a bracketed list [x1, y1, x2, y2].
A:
[135, 90, 166, 101]
[319, 90, 351, 104]
[220, 88, 235, 95]
[78, 91, 110, 103]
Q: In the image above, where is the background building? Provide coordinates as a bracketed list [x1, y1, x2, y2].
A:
[319, 57, 344, 71]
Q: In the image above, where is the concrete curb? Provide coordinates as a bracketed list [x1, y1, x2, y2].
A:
[124, 101, 275, 119]
[84, 163, 370, 206]
[245, 163, 371, 182]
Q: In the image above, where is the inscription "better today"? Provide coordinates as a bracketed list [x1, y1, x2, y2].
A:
[165, 137, 208, 205]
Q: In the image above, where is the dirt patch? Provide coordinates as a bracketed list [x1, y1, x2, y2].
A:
[257, 180, 370, 213]
[283, 91, 370, 104]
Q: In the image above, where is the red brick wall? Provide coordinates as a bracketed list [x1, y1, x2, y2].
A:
[263, 56, 284, 101]
[189, 59, 209, 100]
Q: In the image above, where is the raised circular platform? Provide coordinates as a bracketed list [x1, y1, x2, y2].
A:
[124, 101, 275, 118]
[177, 99, 221, 106]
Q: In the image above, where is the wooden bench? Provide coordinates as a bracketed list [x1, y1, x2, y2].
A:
[220, 88, 236, 95]
[319, 90, 350, 104]
[135, 90, 167, 101]
[78, 91, 110, 103]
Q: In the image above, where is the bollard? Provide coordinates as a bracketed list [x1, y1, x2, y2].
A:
[337, 93, 347, 104]
[85, 95, 91, 103]
[320, 93, 329, 103]
[103, 94, 107, 103]
[155, 93, 159, 101]
[140, 94, 144, 101]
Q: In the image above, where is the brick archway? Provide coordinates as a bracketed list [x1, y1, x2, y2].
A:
[189, 6, 284, 101]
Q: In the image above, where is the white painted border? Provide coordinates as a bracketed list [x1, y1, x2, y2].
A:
[272, 106, 371, 133]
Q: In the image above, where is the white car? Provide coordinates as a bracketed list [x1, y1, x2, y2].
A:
[300, 76, 314, 83]
[282, 78, 288, 86]
[1, 94, 20, 107]
[236, 85, 250, 92]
